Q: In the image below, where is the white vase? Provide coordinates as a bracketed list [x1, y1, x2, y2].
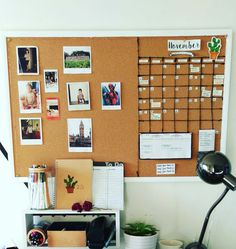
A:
[124, 232, 159, 249]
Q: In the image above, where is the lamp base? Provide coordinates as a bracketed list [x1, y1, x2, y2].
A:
[185, 242, 207, 249]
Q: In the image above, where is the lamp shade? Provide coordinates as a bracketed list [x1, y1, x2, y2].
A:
[197, 151, 236, 190]
[197, 151, 231, 184]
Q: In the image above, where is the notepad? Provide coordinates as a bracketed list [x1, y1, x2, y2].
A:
[93, 162, 124, 210]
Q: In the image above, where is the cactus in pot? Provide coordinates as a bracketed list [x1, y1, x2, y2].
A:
[207, 37, 221, 60]
[64, 174, 78, 193]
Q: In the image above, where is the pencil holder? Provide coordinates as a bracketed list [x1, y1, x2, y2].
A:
[27, 221, 51, 246]
[28, 165, 51, 210]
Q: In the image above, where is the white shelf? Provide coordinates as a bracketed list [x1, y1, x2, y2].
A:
[26, 246, 121, 249]
[25, 208, 119, 215]
[25, 209, 121, 248]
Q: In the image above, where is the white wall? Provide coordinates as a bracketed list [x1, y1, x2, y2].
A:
[0, 0, 236, 248]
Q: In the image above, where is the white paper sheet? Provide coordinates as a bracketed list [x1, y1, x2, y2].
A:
[199, 130, 215, 152]
[140, 133, 192, 159]
[156, 163, 176, 175]
[93, 163, 124, 210]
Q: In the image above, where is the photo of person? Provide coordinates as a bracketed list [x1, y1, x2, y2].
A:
[18, 81, 41, 113]
[101, 82, 121, 110]
[67, 118, 92, 152]
[44, 69, 59, 93]
[46, 98, 60, 120]
[63, 46, 92, 74]
[16, 46, 39, 75]
[19, 118, 42, 145]
[67, 82, 90, 111]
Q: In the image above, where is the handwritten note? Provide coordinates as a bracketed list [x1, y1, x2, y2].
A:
[140, 133, 192, 159]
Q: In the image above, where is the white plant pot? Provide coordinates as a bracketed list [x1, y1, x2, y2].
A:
[124, 232, 159, 249]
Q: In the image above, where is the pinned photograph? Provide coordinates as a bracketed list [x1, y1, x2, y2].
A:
[46, 98, 60, 120]
[67, 82, 90, 111]
[19, 118, 42, 145]
[63, 46, 91, 74]
[44, 69, 59, 93]
[16, 46, 39, 75]
[18, 81, 41, 113]
[101, 82, 121, 110]
[67, 118, 92, 152]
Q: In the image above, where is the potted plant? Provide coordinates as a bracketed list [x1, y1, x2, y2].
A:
[123, 222, 159, 249]
[207, 37, 222, 60]
[64, 174, 78, 193]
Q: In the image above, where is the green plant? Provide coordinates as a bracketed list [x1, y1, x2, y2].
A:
[207, 37, 221, 52]
[64, 174, 78, 188]
[123, 222, 158, 236]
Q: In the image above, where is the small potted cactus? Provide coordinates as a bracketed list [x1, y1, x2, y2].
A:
[207, 37, 222, 60]
[64, 174, 78, 193]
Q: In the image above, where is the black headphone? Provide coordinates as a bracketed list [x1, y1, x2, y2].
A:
[87, 216, 116, 249]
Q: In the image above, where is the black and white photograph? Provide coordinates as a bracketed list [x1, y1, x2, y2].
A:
[18, 81, 41, 113]
[44, 69, 59, 93]
[19, 118, 42, 145]
[16, 46, 39, 75]
[67, 118, 92, 152]
[63, 46, 92, 74]
[101, 82, 121, 110]
[67, 82, 90, 111]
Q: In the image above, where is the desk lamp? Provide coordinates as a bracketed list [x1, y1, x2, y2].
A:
[186, 151, 236, 249]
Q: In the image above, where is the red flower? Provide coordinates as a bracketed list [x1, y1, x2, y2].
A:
[83, 201, 93, 211]
[72, 202, 83, 212]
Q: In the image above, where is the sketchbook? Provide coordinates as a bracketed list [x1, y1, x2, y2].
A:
[55, 159, 93, 209]
[93, 162, 124, 210]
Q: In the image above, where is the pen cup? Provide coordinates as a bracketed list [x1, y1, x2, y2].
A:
[28, 165, 51, 210]
[159, 239, 183, 249]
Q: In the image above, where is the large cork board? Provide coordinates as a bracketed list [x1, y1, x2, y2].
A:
[7, 37, 138, 177]
[6, 35, 228, 177]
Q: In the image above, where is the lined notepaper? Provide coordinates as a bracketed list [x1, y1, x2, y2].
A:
[93, 162, 124, 210]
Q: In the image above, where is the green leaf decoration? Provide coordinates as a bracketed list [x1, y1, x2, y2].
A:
[64, 175, 78, 187]
[123, 222, 158, 236]
[208, 37, 222, 52]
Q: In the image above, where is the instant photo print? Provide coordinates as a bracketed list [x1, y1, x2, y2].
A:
[16, 46, 39, 75]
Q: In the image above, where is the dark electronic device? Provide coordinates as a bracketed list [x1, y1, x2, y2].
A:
[87, 216, 116, 249]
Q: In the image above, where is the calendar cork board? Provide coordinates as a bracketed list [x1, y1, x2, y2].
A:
[6, 32, 231, 178]
[138, 35, 227, 176]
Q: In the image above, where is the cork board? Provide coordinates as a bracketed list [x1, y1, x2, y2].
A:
[138, 35, 226, 176]
[6, 34, 228, 177]
[7, 37, 138, 177]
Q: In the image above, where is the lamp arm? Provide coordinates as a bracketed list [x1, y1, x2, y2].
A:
[197, 187, 230, 247]
[0, 142, 8, 160]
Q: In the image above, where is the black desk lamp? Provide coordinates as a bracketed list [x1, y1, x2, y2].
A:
[186, 151, 236, 249]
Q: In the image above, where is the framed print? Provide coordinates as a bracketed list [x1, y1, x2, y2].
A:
[16, 46, 39, 75]
[18, 81, 41, 113]
[46, 98, 60, 120]
[63, 46, 92, 74]
[67, 82, 90, 111]
[101, 82, 121, 110]
[44, 69, 59, 93]
[19, 118, 43, 145]
[67, 118, 92, 152]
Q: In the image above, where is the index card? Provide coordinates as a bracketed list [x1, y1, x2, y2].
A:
[199, 130, 215, 152]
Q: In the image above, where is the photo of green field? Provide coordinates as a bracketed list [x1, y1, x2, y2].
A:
[63, 46, 92, 74]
